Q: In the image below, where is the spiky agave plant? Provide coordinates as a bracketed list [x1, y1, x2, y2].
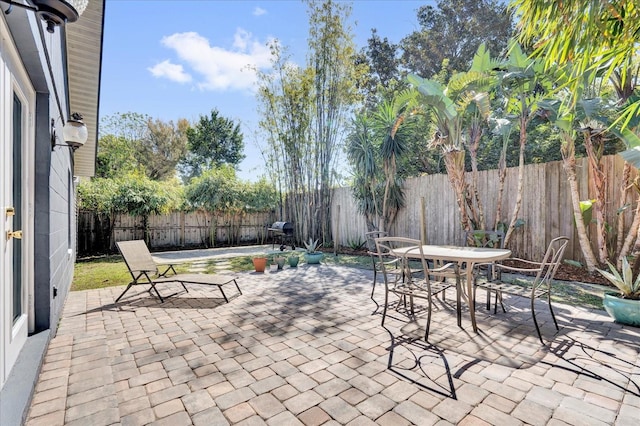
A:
[304, 238, 321, 254]
[598, 257, 640, 300]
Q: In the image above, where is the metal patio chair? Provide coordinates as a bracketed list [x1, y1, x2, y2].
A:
[464, 229, 506, 310]
[365, 230, 390, 303]
[473, 236, 569, 344]
[375, 237, 460, 341]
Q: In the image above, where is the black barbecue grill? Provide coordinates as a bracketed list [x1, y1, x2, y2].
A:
[268, 221, 295, 250]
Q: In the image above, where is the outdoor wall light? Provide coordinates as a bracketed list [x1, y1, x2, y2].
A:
[1, 0, 88, 33]
[51, 112, 88, 151]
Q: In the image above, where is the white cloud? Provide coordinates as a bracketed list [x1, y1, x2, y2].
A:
[253, 7, 267, 16]
[155, 29, 273, 92]
[147, 60, 192, 83]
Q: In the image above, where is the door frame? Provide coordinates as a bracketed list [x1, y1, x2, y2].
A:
[0, 13, 36, 388]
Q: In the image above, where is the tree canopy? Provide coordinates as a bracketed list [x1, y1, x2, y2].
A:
[179, 109, 245, 181]
[400, 0, 514, 78]
[97, 112, 188, 180]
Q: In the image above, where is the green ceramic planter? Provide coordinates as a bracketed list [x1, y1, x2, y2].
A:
[304, 252, 323, 264]
[603, 292, 640, 327]
[288, 256, 299, 267]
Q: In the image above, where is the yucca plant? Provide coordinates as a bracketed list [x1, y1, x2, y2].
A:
[597, 257, 640, 300]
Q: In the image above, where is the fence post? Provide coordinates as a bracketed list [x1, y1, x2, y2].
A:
[180, 211, 185, 247]
[335, 204, 340, 256]
[421, 197, 427, 244]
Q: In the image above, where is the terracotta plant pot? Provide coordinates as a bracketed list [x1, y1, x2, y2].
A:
[252, 257, 267, 273]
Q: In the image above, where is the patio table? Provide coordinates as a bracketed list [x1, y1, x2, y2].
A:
[391, 245, 511, 333]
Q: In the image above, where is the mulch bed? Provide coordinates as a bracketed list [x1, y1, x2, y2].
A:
[502, 258, 612, 286]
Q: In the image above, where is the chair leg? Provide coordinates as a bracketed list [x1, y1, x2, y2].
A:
[494, 290, 506, 314]
[149, 283, 165, 302]
[219, 286, 229, 303]
[486, 288, 491, 310]
[115, 283, 134, 303]
[234, 280, 242, 295]
[370, 272, 376, 301]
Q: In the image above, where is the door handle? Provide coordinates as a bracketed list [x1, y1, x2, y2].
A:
[6, 230, 22, 240]
[5, 207, 15, 217]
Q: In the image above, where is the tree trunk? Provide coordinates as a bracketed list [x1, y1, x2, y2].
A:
[443, 149, 471, 231]
[560, 134, 599, 271]
[504, 117, 527, 246]
[620, 187, 640, 264]
[616, 163, 632, 259]
[494, 154, 508, 231]
[583, 130, 608, 264]
[467, 123, 486, 231]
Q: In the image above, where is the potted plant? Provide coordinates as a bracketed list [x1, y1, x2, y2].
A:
[252, 256, 268, 273]
[597, 257, 640, 326]
[303, 238, 324, 264]
[274, 256, 286, 270]
[288, 254, 299, 267]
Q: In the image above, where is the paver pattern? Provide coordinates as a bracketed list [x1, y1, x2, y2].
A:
[26, 264, 640, 425]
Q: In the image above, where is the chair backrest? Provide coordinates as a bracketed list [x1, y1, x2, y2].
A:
[464, 230, 505, 249]
[535, 236, 569, 288]
[374, 237, 427, 284]
[365, 230, 388, 253]
[116, 240, 158, 276]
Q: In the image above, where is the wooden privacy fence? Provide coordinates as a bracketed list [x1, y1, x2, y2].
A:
[78, 210, 276, 255]
[331, 155, 638, 263]
[78, 155, 637, 262]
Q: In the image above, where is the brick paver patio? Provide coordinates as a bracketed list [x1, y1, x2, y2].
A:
[25, 264, 640, 425]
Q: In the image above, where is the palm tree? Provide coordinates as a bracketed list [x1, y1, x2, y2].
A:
[346, 90, 418, 234]
[346, 113, 380, 232]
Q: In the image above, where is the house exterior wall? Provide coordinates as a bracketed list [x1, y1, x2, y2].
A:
[0, 7, 78, 425]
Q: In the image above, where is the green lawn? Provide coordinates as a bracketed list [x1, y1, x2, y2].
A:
[72, 256, 199, 291]
[72, 256, 131, 291]
[72, 252, 373, 291]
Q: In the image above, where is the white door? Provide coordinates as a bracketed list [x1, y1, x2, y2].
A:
[1, 18, 34, 388]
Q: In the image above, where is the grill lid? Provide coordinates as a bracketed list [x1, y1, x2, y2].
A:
[270, 221, 294, 234]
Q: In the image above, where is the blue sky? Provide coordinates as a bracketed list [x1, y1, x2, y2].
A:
[99, 1, 429, 180]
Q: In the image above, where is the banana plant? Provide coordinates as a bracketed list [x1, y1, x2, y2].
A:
[408, 43, 495, 232]
[495, 41, 555, 246]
